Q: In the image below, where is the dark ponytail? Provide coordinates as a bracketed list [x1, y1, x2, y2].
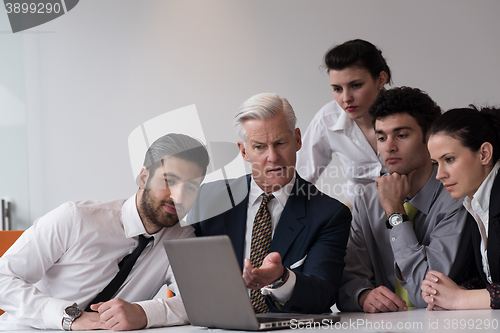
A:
[324, 39, 392, 85]
[428, 105, 500, 163]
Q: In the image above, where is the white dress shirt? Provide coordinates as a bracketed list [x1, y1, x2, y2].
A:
[0, 195, 194, 330]
[463, 161, 500, 284]
[244, 174, 297, 304]
[296, 100, 387, 205]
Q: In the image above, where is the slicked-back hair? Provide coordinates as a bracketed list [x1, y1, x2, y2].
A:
[142, 133, 210, 182]
[234, 93, 297, 141]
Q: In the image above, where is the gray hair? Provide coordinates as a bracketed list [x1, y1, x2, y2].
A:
[233, 93, 297, 141]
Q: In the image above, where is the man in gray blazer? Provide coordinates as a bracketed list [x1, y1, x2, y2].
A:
[338, 87, 474, 312]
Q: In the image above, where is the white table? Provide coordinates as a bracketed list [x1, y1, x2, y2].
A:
[10, 309, 500, 333]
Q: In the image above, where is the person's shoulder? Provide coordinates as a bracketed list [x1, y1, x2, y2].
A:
[357, 181, 378, 201]
[199, 174, 248, 194]
[351, 181, 380, 215]
[189, 175, 249, 224]
[163, 222, 195, 239]
[293, 176, 344, 206]
[74, 198, 126, 210]
[58, 198, 127, 219]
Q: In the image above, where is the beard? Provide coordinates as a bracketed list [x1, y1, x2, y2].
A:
[140, 188, 179, 229]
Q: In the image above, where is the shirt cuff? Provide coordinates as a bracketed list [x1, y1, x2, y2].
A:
[135, 297, 189, 328]
[261, 270, 296, 304]
[42, 299, 74, 330]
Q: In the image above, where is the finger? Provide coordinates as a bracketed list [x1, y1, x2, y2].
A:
[426, 271, 440, 282]
[370, 298, 393, 312]
[264, 252, 282, 265]
[378, 296, 401, 312]
[421, 283, 437, 295]
[96, 301, 113, 314]
[365, 291, 396, 313]
[364, 303, 381, 314]
[90, 302, 104, 312]
[361, 296, 382, 314]
[106, 317, 121, 331]
[244, 258, 254, 270]
[365, 288, 396, 312]
[421, 278, 433, 286]
[423, 295, 434, 305]
[242, 259, 256, 286]
[379, 288, 408, 311]
[100, 308, 115, 323]
[242, 272, 256, 288]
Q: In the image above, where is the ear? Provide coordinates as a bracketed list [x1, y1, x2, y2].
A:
[237, 141, 250, 162]
[138, 167, 149, 189]
[295, 128, 302, 152]
[377, 71, 388, 88]
[479, 142, 494, 166]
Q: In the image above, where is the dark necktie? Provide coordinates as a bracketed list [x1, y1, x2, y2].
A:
[86, 235, 153, 311]
[250, 193, 274, 313]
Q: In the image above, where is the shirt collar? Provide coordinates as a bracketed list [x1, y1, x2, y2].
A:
[249, 172, 296, 208]
[465, 160, 500, 213]
[330, 110, 352, 132]
[407, 165, 440, 216]
[122, 194, 161, 245]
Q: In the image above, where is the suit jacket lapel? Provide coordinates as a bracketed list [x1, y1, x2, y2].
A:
[223, 174, 251, 270]
[470, 213, 487, 284]
[488, 172, 500, 283]
[270, 175, 306, 260]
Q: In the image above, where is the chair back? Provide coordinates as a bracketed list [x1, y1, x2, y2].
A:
[0, 230, 24, 256]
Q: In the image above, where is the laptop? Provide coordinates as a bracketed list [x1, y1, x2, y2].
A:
[163, 235, 340, 330]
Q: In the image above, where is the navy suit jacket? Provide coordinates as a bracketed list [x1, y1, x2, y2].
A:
[471, 172, 500, 285]
[187, 173, 351, 314]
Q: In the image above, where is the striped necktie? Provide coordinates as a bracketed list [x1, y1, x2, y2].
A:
[249, 193, 274, 313]
[395, 201, 418, 308]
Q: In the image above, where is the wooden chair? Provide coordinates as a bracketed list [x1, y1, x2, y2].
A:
[0, 230, 24, 316]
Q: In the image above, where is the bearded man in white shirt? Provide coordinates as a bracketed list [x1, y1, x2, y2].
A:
[0, 133, 209, 331]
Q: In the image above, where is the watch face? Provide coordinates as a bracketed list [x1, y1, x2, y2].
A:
[389, 214, 403, 226]
[65, 306, 81, 317]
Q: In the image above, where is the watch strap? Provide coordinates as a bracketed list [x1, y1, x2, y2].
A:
[386, 213, 409, 229]
[62, 303, 82, 331]
[266, 266, 289, 289]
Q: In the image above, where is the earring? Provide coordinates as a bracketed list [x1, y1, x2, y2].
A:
[378, 87, 383, 91]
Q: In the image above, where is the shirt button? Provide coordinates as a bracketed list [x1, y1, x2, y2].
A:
[392, 237, 396, 241]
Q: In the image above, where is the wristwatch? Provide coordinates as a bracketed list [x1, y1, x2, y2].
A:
[266, 267, 289, 289]
[62, 303, 82, 331]
[386, 213, 409, 229]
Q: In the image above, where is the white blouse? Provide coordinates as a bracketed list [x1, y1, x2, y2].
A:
[297, 100, 387, 205]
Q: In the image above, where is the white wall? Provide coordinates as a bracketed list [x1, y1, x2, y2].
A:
[2, 0, 499, 226]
